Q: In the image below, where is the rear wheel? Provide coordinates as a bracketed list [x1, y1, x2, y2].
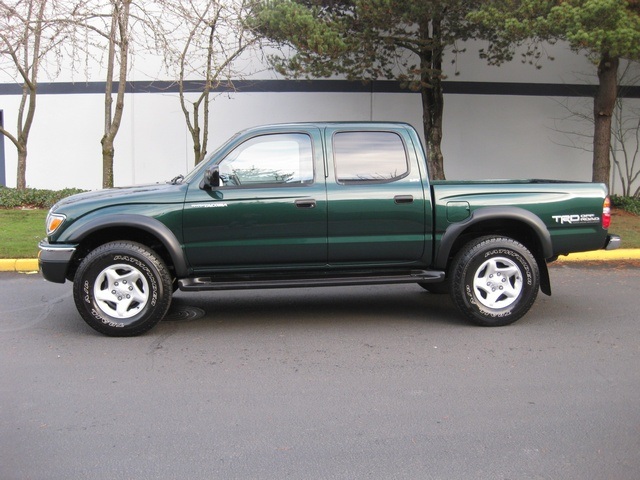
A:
[450, 236, 539, 326]
[73, 241, 173, 336]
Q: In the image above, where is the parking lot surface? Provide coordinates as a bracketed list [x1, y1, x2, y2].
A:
[1, 265, 639, 479]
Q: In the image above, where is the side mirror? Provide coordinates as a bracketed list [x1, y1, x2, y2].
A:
[199, 165, 220, 190]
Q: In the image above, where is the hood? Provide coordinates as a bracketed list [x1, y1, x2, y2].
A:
[51, 182, 188, 213]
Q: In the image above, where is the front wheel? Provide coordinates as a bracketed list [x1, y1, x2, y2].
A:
[450, 236, 539, 327]
[73, 241, 173, 336]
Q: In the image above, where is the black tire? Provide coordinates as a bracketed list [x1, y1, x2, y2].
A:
[450, 236, 539, 327]
[72, 241, 173, 336]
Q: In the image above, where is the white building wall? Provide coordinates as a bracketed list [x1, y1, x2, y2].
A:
[0, 40, 624, 191]
[442, 94, 593, 181]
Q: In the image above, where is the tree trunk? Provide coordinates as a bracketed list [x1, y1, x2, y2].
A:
[192, 121, 202, 165]
[101, 0, 130, 189]
[17, 146, 27, 190]
[15, 75, 37, 190]
[422, 82, 445, 181]
[16, 81, 33, 190]
[593, 53, 619, 187]
[101, 137, 115, 188]
[7, 0, 45, 190]
[420, 15, 446, 181]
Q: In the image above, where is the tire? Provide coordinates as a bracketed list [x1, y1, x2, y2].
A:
[450, 236, 539, 327]
[73, 241, 173, 336]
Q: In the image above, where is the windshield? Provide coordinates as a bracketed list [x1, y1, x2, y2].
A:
[182, 132, 242, 184]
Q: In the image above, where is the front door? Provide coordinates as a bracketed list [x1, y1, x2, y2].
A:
[183, 130, 327, 271]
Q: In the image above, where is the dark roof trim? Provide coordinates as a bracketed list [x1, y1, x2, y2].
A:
[0, 79, 639, 97]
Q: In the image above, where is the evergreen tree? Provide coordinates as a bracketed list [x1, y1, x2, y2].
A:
[255, 0, 477, 180]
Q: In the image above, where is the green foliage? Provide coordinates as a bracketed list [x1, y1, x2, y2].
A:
[0, 187, 86, 209]
[611, 194, 640, 215]
[254, 0, 473, 86]
[549, 0, 640, 60]
[468, 0, 640, 65]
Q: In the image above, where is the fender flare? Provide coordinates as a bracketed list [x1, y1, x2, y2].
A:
[61, 214, 189, 277]
[435, 206, 553, 269]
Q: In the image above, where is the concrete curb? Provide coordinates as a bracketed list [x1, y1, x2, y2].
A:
[1, 249, 639, 274]
[0, 259, 39, 273]
[554, 249, 640, 262]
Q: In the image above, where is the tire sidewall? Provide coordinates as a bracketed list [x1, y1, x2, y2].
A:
[73, 242, 171, 336]
[453, 238, 539, 326]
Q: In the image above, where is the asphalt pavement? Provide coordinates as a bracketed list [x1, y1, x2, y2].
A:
[1, 264, 639, 479]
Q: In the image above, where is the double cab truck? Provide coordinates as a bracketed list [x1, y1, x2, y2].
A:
[39, 122, 621, 336]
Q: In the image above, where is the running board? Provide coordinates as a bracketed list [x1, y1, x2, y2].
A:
[178, 270, 445, 292]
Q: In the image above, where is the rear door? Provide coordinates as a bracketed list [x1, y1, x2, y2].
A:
[325, 126, 428, 264]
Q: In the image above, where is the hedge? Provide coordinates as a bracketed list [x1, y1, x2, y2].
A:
[611, 195, 640, 216]
[0, 187, 86, 209]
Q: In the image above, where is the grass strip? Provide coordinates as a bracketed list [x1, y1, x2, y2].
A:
[0, 209, 47, 258]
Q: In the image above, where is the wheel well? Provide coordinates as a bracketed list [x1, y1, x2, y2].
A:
[66, 227, 175, 281]
[445, 219, 545, 268]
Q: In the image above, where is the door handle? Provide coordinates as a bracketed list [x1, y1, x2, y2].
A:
[295, 198, 316, 209]
[394, 195, 414, 204]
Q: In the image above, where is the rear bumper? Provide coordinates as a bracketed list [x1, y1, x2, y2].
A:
[605, 234, 621, 251]
[38, 241, 77, 283]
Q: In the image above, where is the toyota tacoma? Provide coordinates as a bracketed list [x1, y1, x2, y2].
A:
[39, 122, 621, 336]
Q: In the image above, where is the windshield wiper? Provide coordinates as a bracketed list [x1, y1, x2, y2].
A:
[170, 174, 184, 185]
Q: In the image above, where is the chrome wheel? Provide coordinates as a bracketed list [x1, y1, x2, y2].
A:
[93, 263, 150, 319]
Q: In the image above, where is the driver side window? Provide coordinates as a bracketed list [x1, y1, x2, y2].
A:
[218, 133, 314, 187]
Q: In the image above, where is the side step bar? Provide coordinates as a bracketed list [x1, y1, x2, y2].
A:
[179, 270, 446, 292]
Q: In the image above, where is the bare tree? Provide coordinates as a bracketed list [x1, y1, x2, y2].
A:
[0, 0, 67, 189]
[160, 0, 259, 166]
[69, 0, 162, 188]
[99, 0, 130, 188]
[612, 66, 640, 197]
[551, 62, 640, 197]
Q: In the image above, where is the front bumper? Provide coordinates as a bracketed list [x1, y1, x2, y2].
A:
[38, 240, 77, 283]
[605, 234, 621, 250]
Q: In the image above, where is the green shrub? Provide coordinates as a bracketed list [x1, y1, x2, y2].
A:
[611, 195, 640, 216]
[0, 186, 87, 209]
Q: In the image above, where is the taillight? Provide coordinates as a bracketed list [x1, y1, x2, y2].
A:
[602, 197, 611, 229]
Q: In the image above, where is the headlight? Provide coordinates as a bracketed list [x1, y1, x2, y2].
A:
[46, 212, 66, 236]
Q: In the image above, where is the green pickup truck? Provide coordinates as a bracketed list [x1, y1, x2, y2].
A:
[39, 122, 620, 336]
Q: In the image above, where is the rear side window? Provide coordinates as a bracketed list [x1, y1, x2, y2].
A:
[333, 131, 409, 184]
